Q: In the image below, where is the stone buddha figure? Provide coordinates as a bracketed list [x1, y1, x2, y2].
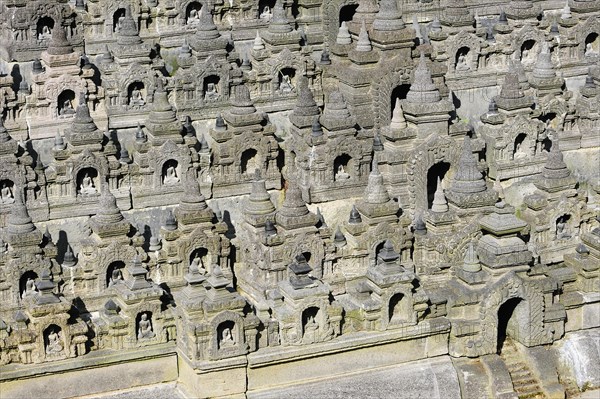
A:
[108, 269, 123, 287]
[514, 142, 527, 159]
[80, 173, 97, 195]
[46, 329, 63, 354]
[187, 8, 201, 25]
[22, 278, 38, 298]
[260, 6, 272, 22]
[585, 42, 598, 57]
[0, 184, 14, 204]
[115, 16, 125, 33]
[39, 25, 52, 40]
[190, 254, 206, 275]
[456, 53, 470, 71]
[205, 82, 219, 101]
[164, 165, 180, 185]
[137, 313, 155, 340]
[221, 327, 235, 346]
[556, 218, 570, 239]
[335, 164, 350, 181]
[130, 87, 145, 106]
[60, 99, 76, 116]
[279, 74, 294, 94]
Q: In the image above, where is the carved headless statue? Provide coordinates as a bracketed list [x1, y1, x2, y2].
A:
[187, 8, 201, 25]
[80, 173, 97, 195]
[514, 142, 527, 159]
[39, 25, 52, 40]
[260, 6, 272, 21]
[279, 74, 293, 94]
[205, 82, 219, 100]
[138, 313, 155, 340]
[108, 269, 123, 287]
[221, 327, 235, 346]
[0, 184, 14, 204]
[456, 53, 470, 71]
[60, 99, 75, 116]
[46, 329, 63, 354]
[22, 278, 38, 298]
[190, 254, 206, 275]
[130, 87, 145, 106]
[164, 165, 180, 185]
[335, 164, 350, 181]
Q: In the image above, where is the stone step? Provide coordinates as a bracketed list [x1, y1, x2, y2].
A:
[515, 381, 543, 395]
[511, 369, 533, 380]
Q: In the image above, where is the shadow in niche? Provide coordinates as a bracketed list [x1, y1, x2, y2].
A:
[141, 224, 152, 253]
[56, 230, 69, 265]
[159, 283, 175, 310]
[222, 210, 237, 240]
[10, 64, 22, 94]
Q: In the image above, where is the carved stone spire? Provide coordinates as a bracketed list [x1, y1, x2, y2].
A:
[253, 31, 265, 50]
[276, 181, 318, 230]
[390, 98, 407, 130]
[244, 171, 276, 227]
[195, 7, 221, 41]
[532, 42, 556, 79]
[336, 21, 352, 45]
[268, 0, 293, 34]
[462, 242, 481, 272]
[289, 76, 320, 128]
[116, 6, 142, 46]
[67, 93, 103, 145]
[145, 77, 182, 140]
[0, 115, 13, 144]
[431, 177, 449, 213]
[320, 91, 354, 131]
[364, 157, 390, 205]
[46, 20, 74, 56]
[373, 0, 405, 31]
[90, 187, 131, 238]
[7, 191, 36, 237]
[355, 20, 372, 52]
[449, 135, 487, 195]
[406, 53, 441, 104]
[535, 136, 576, 192]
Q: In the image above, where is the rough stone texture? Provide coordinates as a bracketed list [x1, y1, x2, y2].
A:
[248, 356, 461, 399]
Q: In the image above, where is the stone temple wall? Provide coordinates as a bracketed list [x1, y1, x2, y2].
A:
[0, 0, 599, 398]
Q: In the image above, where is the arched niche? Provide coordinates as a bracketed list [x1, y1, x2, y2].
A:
[277, 67, 296, 94]
[77, 167, 99, 196]
[455, 46, 472, 72]
[113, 8, 126, 33]
[389, 293, 411, 324]
[513, 133, 528, 160]
[186, 2, 202, 25]
[0, 179, 15, 205]
[20, 271, 39, 299]
[57, 90, 76, 117]
[189, 247, 209, 270]
[203, 75, 221, 101]
[334, 154, 352, 182]
[302, 306, 320, 337]
[585, 33, 599, 56]
[496, 297, 527, 353]
[258, 0, 276, 20]
[37, 17, 54, 40]
[555, 214, 572, 239]
[162, 159, 181, 186]
[426, 162, 450, 209]
[137, 311, 156, 340]
[241, 148, 259, 176]
[539, 112, 558, 130]
[339, 4, 358, 26]
[520, 39, 537, 64]
[44, 324, 64, 355]
[217, 320, 236, 349]
[128, 81, 146, 106]
[106, 261, 125, 288]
